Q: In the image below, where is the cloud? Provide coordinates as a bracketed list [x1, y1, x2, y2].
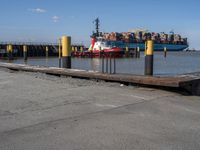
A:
[52, 16, 60, 22]
[28, 8, 46, 13]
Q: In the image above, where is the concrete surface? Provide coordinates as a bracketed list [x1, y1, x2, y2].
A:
[0, 68, 200, 150]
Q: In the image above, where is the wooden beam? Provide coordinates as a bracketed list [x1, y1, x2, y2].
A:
[0, 63, 199, 95]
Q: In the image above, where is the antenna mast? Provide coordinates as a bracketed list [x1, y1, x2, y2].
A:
[95, 18, 100, 37]
[91, 18, 100, 38]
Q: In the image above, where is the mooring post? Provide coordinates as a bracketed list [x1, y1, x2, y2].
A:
[99, 47, 101, 57]
[46, 46, 49, 58]
[75, 47, 78, 53]
[102, 51, 104, 73]
[80, 47, 82, 57]
[113, 53, 116, 74]
[62, 36, 71, 68]
[134, 48, 137, 58]
[7, 44, 13, 60]
[164, 47, 167, 58]
[145, 40, 154, 76]
[23, 45, 28, 61]
[110, 53, 112, 74]
[80, 46, 83, 53]
[106, 55, 108, 73]
[137, 47, 140, 58]
[144, 41, 147, 56]
[125, 46, 129, 57]
[72, 46, 74, 52]
[58, 38, 62, 68]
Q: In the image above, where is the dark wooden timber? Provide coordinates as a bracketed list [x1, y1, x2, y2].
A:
[0, 63, 200, 96]
[0, 43, 83, 58]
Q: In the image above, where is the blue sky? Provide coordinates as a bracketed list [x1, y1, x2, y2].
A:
[0, 0, 200, 49]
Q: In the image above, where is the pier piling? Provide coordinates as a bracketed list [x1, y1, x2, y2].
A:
[145, 40, 154, 76]
[58, 38, 62, 68]
[102, 51, 104, 73]
[113, 54, 116, 74]
[144, 42, 147, 56]
[110, 53, 112, 74]
[62, 36, 71, 68]
[72, 46, 74, 52]
[106, 57, 108, 73]
[125, 46, 129, 57]
[164, 47, 167, 58]
[23, 45, 28, 61]
[137, 47, 140, 58]
[80, 46, 83, 53]
[7, 44, 13, 60]
[46, 46, 49, 58]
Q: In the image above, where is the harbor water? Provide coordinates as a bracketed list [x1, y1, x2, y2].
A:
[1, 51, 200, 76]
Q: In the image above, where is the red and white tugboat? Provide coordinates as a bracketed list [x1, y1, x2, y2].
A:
[88, 18, 123, 57]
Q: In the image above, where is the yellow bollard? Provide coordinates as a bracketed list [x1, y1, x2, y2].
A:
[125, 46, 129, 52]
[80, 46, 83, 52]
[46, 46, 49, 58]
[7, 44, 13, 60]
[62, 36, 71, 68]
[145, 40, 154, 76]
[75, 47, 78, 52]
[72, 46, 75, 52]
[23, 45, 28, 61]
[125, 46, 129, 57]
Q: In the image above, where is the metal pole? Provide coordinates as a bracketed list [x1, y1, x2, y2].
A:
[164, 47, 167, 58]
[144, 41, 147, 56]
[106, 54, 108, 73]
[58, 38, 61, 68]
[113, 53, 116, 74]
[137, 47, 140, 58]
[110, 53, 112, 74]
[102, 51, 104, 73]
[125, 46, 129, 57]
[135, 48, 137, 58]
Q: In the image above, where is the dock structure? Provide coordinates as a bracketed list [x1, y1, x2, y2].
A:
[0, 42, 84, 58]
[0, 42, 141, 59]
[0, 42, 142, 59]
[0, 63, 199, 96]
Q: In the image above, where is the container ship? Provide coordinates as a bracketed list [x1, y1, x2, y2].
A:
[88, 18, 189, 55]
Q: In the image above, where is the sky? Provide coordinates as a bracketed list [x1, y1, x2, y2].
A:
[0, 0, 200, 49]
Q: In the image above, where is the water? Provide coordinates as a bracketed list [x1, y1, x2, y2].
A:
[1, 51, 200, 76]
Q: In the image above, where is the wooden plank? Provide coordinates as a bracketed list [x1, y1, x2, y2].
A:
[0, 63, 200, 95]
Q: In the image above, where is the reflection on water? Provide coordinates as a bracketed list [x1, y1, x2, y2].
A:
[90, 58, 101, 71]
[1, 51, 200, 76]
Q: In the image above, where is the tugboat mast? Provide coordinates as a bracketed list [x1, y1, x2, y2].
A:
[92, 18, 100, 38]
[95, 18, 100, 37]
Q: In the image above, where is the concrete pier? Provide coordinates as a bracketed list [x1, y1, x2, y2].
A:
[0, 63, 200, 95]
[0, 67, 200, 150]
